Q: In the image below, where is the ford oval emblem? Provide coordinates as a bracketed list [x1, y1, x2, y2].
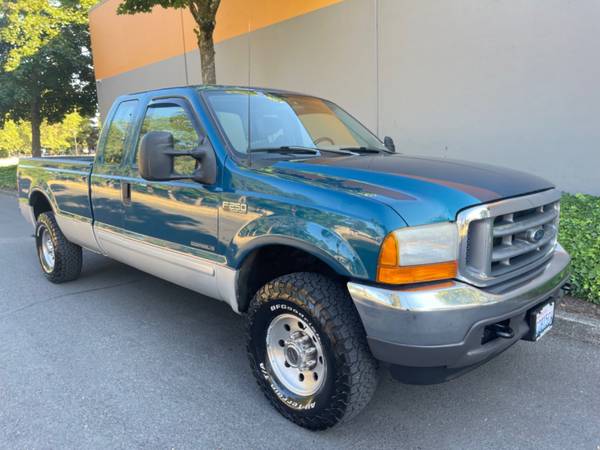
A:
[529, 228, 545, 243]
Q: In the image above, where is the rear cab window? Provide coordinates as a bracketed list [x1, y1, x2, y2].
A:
[100, 100, 139, 166]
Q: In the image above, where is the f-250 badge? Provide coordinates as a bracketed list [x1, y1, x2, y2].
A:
[222, 201, 247, 214]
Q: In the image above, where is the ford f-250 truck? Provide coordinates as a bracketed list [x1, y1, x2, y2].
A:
[17, 86, 571, 430]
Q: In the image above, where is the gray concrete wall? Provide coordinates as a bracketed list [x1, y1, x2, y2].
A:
[96, 0, 600, 194]
[378, 0, 600, 195]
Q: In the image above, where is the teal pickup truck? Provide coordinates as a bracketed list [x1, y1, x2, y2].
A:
[17, 86, 571, 430]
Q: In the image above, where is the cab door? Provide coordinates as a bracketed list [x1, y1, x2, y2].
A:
[91, 99, 139, 245]
[122, 97, 220, 259]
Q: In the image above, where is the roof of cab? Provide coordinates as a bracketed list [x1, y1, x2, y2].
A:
[128, 84, 309, 97]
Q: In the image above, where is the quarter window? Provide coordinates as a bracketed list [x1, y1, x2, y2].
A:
[103, 100, 138, 165]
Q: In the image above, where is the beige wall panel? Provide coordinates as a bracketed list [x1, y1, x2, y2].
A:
[94, 0, 600, 194]
[247, 0, 378, 131]
[97, 0, 378, 123]
[96, 54, 188, 120]
[186, 35, 251, 86]
[378, 0, 600, 195]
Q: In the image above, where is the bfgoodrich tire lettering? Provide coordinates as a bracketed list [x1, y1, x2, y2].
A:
[246, 272, 379, 430]
[35, 212, 82, 283]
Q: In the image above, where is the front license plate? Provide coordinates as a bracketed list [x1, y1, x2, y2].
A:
[532, 302, 555, 341]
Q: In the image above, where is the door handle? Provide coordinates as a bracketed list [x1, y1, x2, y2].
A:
[121, 181, 132, 206]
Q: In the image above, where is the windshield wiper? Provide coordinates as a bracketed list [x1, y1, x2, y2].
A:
[339, 146, 390, 154]
[248, 146, 357, 156]
[247, 146, 319, 155]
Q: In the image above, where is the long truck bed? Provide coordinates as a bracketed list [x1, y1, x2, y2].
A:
[18, 156, 94, 221]
[17, 156, 102, 253]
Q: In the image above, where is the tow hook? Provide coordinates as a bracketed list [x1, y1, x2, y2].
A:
[487, 322, 515, 340]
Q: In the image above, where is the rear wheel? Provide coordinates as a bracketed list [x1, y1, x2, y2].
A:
[246, 272, 379, 430]
[35, 212, 82, 283]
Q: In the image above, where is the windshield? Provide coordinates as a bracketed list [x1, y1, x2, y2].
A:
[202, 89, 387, 156]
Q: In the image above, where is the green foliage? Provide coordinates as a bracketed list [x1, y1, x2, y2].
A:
[41, 112, 86, 154]
[0, 119, 31, 155]
[116, 0, 220, 22]
[116, 0, 188, 14]
[0, 165, 17, 190]
[0, 113, 98, 156]
[559, 193, 600, 304]
[0, 0, 97, 71]
[0, 0, 97, 156]
[117, 0, 221, 84]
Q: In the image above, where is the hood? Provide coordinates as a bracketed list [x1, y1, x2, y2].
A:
[269, 154, 554, 226]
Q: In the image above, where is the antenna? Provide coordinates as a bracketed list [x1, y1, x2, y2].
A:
[247, 13, 252, 165]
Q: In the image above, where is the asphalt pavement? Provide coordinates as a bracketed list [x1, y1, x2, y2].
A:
[1, 192, 599, 449]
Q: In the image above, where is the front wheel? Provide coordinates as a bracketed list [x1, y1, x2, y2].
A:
[246, 273, 379, 430]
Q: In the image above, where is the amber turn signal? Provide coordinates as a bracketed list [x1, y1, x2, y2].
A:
[378, 233, 398, 266]
[377, 261, 458, 285]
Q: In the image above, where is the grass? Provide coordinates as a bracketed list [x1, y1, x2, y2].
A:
[0, 165, 17, 191]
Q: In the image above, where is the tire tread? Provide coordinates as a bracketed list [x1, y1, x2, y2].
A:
[246, 272, 378, 430]
[37, 212, 82, 283]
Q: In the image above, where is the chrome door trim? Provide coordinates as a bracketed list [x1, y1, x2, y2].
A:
[94, 222, 227, 264]
[94, 223, 240, 313]
[55, 211, 103, 254]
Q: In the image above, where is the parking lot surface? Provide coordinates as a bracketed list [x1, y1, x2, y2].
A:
[1, 193, 599, 449]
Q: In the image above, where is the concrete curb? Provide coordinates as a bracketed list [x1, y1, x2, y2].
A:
[554, 310, 600, 344]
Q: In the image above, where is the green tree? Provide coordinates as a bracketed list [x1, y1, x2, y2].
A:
[0, 112, 99, 157]
[41, 112, 84, 154]
[0, 119, 30, 156]
[117, 0, 221, 84]
[0, 1, 97, 157]
[78, 116, 100, 153]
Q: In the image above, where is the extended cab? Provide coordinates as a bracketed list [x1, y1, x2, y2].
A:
[17, 86, 571, 430]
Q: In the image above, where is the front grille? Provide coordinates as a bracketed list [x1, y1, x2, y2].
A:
[457, 189, 561, 287]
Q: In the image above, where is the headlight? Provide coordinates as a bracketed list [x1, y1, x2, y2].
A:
[377, 222, 458, 284]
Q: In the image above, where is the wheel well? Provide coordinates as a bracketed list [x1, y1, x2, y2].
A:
[236, 245, 343, 313]
[29, 191, 53, 220]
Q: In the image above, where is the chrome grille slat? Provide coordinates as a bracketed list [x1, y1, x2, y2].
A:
[490, 249, 553, 277]
[456, 189, 562, 288]
[491, 227, 557, 261]
[493, 208, 558, 237]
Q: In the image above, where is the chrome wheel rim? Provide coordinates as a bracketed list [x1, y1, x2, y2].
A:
[266, 313, 327, 396]
[40, 228, 55, 271]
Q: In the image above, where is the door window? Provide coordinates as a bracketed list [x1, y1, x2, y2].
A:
[102, 100, 138, 165]
[136, 104, 200, 176]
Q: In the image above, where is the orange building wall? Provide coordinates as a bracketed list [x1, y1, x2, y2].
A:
[89, 0, 344, 80]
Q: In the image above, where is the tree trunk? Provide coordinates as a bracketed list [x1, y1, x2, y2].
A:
[196, 24, 216, 84]
[189, 0, 220, 85]
[31, 95, 42, 158]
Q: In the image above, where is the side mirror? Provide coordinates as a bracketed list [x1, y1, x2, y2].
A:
[384, 136, 396, 153]
[139, 131, 217, 184]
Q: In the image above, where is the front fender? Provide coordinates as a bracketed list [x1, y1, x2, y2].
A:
[227, 215, 369, 278]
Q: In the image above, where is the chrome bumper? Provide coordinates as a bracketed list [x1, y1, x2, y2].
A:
[347, 245, 571, 373]
[348, 244, 570, 313]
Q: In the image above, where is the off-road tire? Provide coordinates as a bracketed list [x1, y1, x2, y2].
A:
[35, 212, 82, 283]
[246, 272, 379, 430]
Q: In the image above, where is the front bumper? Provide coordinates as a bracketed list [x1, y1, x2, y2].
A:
[347, 245, 571, 384]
